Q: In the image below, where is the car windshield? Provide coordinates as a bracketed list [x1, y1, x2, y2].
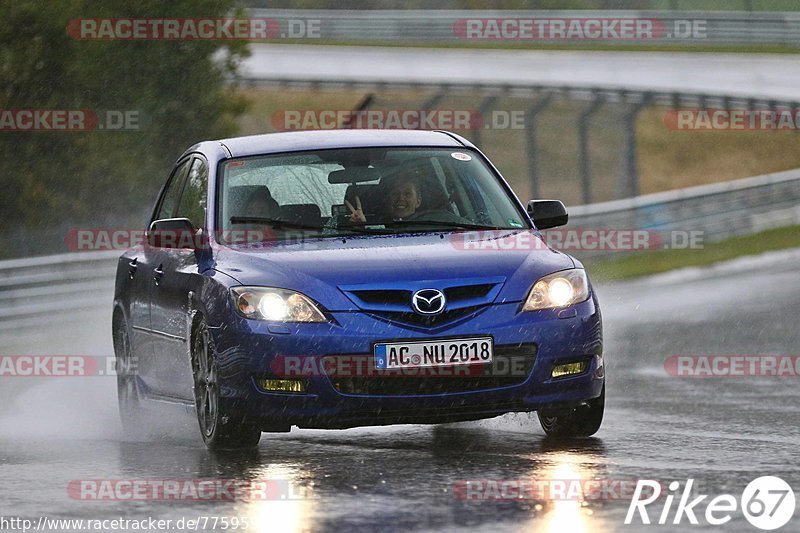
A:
[218, 147, 528, 242]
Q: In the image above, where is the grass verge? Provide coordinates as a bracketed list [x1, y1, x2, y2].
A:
[584, 224, 800, 281]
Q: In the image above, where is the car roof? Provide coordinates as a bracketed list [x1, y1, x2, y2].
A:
[213, 129, 469, 158]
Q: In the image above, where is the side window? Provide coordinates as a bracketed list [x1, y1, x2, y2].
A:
[154, 159, 191, 221]
[176, 157, 208, 229]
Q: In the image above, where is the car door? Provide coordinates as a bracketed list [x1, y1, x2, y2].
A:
[148, 156, 209, 400]
[134, 157, 191, 396]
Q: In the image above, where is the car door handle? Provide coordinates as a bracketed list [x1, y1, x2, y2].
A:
[153, 265, 164, 285]
[128, 258, 138, 279]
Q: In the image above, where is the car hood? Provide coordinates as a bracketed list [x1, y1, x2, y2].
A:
[213, 230, 574, 312]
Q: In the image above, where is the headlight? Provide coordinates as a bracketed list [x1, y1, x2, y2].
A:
[522, 269, 590, 311]
[231, 287, 327, 322]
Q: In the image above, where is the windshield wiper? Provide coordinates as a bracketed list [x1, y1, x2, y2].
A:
[229, 216, 390, 236]
[230, 216, 325, 231]
[229, 217, 524, 236]
[384, 220, 524, 231]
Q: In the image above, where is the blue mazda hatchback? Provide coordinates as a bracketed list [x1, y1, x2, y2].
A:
[113, 129, 604, 449]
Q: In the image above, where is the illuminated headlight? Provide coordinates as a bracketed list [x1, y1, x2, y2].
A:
[522, 269, 590, 311]
[231, 287, 327, 322]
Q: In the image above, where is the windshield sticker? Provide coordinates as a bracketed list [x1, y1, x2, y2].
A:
[450, 152, 472, 161]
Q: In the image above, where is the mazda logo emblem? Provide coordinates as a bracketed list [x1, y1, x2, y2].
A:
[411, 289, 446, 315]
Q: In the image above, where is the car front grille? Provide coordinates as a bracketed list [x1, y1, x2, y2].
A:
[339, 277, 505, 329]
[365, 305, 485, 328]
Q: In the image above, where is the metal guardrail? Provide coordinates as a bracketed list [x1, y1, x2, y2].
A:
[1, 168, 798, 333]
[247, 9, 800, 46]
[566, 167, 800, 257]
[0, 250, 118, 333]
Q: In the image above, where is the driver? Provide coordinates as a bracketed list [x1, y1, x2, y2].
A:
[345, 176, 422, 223]
[386, 177, 423, 220]
[346, 175, 422, 223]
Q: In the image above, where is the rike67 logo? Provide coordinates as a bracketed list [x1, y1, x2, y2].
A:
[626, 476, 796, 530]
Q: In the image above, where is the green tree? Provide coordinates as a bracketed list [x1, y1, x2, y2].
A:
[0, 0, 248, 255]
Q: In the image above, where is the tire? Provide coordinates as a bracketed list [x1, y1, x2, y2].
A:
[115, 321, 144, 436]
[192, 318, 262, 450]
[538, 384, 605, 438]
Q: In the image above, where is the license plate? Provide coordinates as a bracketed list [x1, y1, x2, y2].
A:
[374, 337, 493, 370]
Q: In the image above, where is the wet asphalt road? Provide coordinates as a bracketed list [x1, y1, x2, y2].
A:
[243, 45, 800, 100]
[1, 249, 799, 532]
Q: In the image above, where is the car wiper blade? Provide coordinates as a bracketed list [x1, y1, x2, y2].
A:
[385, 220, 520, 231]
[230, 216, 325, 231]
[334, 226, 395, 236]
[229, 216, 390, 236]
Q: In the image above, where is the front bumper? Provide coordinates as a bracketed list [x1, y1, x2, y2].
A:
[210, 296, 603, 429]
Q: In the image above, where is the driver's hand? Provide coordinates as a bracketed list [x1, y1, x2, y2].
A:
[345, 195, 366, 223]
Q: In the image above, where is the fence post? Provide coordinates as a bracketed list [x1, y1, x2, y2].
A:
[671, 92, 682, 110]
[578, 93, 604, 205]
[525, 93, 554, 199]
[622, 93, 651, 199]
[421, 90, 447, 111]
[344, 93, 374, 129]
[473, 95, 499, 147]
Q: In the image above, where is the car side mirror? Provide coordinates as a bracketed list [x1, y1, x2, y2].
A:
[527, 200, 568, 229]
[147, 218, 198, 249]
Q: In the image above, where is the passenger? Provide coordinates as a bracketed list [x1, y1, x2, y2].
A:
[244, 188, 281, 220]
[239, 188, 281, 244]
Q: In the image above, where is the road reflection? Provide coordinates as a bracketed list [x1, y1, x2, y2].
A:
[240, 464, 314, 533]
[533, 452, 593, 533]
[112, 424, 614, 532]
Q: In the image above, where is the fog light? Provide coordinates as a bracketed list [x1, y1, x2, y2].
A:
[552, 361, 588, 379]
[259, 379, 306, 393]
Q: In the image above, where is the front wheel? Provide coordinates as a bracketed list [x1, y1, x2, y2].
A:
[192, 318, 261, 450]
[115, 322, 145, 437]
[538, 384, 605, 438]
